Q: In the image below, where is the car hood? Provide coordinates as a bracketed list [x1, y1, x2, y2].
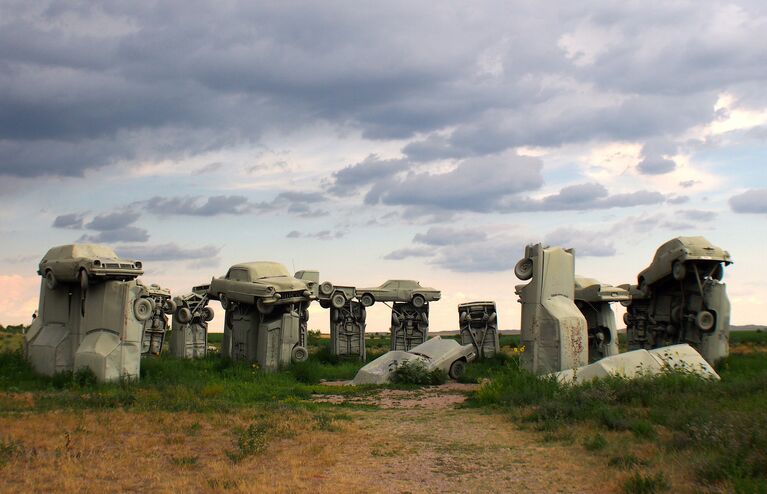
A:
[256, 276, 307, 292]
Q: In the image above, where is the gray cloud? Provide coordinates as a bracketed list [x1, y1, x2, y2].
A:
[52, 213, 85, 229]
[729, 189, 767, 214]
[3, 2, 764, 179]
[543, 227, 616, 257]
[679, 180, 699, 188]
[327, 155, 409, 194]
[680, 209, 717, 222]
[85, 211, 141, 231]
[80, 226, 150, 243]
[432, 239, 523, 272]
[413, 227, 487, 246]
[116, 243, 221, 262]
[503, 183, 665, 212]
[144, 195, 251, 216]
[637, 157, 676, 175]
[367, 153, 544, 212]
[383, 247, 435, 260]
[285, 229, 345, 241]
[666, 195, 690, 205]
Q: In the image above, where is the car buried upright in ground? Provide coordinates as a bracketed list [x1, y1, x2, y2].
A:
[208, 262, 315, 313]
[37, 243, 144, 290]
[356, 280, 441, 307]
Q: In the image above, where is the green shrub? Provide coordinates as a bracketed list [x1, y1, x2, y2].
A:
[622, 472, 670, 494]
[391, 360, 447, 385]
[583, 433, 608, 451]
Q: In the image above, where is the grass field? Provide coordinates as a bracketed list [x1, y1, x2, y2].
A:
[0, 326, 765, 492]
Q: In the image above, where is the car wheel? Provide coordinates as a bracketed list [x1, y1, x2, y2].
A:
[488, 312, 497, 326]
[319, 281, 334, 296]
[696, 310, 715, 332]
[672, 261, 687, 281]
[514, 258, 533, 281]
[449, 360, 467, 380]
[134, 298, 155, 321]
[459, 311, 469, 324]
[291, 346, 309, 363]
[201, 306, 215, 322]
[176, 307, 192, 324]
[412, 294, 426, 308]
[360, 294, 374, 307]
[256, 298, 274, 315]
[711, 263, 724, 281]
[219, 294, 230, 310]
[319, 300, 330, 309]
[164, 299, 178, 315]
[44, 270, 57, 290]
[391, 313, 401, 326]
[331, 292, 346, 309]
[623, 312, 632, 325]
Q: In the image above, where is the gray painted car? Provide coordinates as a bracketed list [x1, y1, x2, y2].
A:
[637, 236, 732, 290]
[38, 243, 143, 290]
[352, 336, 476, 384]
[356, 280, 440, 307]
[208, 262, 315, 313]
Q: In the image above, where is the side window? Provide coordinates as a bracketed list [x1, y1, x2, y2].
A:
[229, 269, 250, 282]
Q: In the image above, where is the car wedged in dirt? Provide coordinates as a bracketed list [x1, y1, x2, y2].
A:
[356, 280, 440, 307]
[637, 236, 732, 290]
[37, 243, 143, 290]
[352, 336, 476, 384]
[209, 262, 315, 313]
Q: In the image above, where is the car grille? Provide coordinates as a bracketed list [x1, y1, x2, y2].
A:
[279, 290, 305, 299]
[103, 263, 135, 269]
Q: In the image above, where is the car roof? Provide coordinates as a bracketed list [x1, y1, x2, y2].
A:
[230, 261, 289, 278]
[43, 243, 119, 260]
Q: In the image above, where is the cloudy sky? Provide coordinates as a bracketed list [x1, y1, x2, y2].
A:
[1, 1, 765, 331]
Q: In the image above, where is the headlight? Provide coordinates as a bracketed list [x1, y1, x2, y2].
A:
[267, 286, 275, 295]
[134, 261, 143, 269]
[93, 260, 101, 266]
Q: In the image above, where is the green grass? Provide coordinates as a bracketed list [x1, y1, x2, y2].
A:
[472, 351, 767, 491]
[731, 329, 767, 346]
[0, 349, 367, 413]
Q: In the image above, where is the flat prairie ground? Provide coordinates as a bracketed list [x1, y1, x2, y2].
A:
[0, 386, 630, 494]
[0, 329, 765, 493]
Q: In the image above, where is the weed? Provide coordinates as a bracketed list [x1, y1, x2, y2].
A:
[391, 360, 447, 385]
[170, 456, 198, 466]
[0, 438, 24, 466]
[582, 433, 608, 451]
[622, 471, 670, 493]
[609, 454, 649, 470]
[226, 422, 269, 463]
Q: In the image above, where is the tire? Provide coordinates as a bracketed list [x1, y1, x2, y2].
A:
[256, 298, 274, 315]
[459, 311, 469, 324]
[449, 359, 467, 380]
[164, 299, 178, 315]
[331, 292, 346, 309]
[487, 312, 497, 325]
[672, 261, 687, 281]
[134, 298, 154, 321]
[176, 307, 192, 324]
[360, 293, 374, 307]
[623, 312, 631, 325]
[514, 258, 533, 281]
[319, 281, 334, 296]
[201, 306, 215, 322]
[291, 346, 309, 363]
[711, 263, 724, 281]
[412, 294, 426, 308]
[319, 300, 330, 309]
[219, 294, 230, 310]
[391, 313, 400, 326]
[696, 310, 715, 332]
[44, 270, 57, 290]
[78, 269, 89, 292]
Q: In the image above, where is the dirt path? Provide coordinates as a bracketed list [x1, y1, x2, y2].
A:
[0, 385, 620, 493]
[312, 384, 618, 493]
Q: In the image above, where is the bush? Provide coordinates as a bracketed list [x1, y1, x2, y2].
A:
[622, 472, 670, 494]
[391, 360, 447, 385]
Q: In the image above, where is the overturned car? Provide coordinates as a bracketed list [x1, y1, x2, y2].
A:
[352, 336, 476, 385]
